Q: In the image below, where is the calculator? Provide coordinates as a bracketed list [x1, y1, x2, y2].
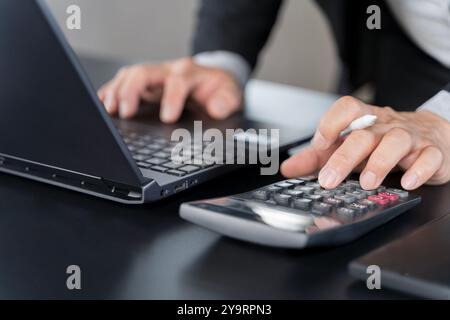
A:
[180, 177, 421, 248]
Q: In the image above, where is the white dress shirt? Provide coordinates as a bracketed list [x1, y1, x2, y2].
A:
[194, 0, 450, 122]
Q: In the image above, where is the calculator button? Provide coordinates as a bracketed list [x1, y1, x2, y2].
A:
[252, 190, 270, 201]
[346, 191, 366, 200]
[312, 202, 332, 215]
[335, 195, 356, 204]
[275, 182, 294, 189]
[286, 179, 305, 186]
[343, 184, 356, 192]
[274, 194, 292, 206]
[306, 182, 321, 189]
[368, 195, 390, 206]
[266, 186, 282, 194]
[347, 203, 368, 214]
[337, 207, 355, 216]
[294, 198, 312, 210]
[304, 194, 323, 202]
[362, 189, 377, 196]
[324, 198, 344, 207]
[358, 199, 378, 210]
[315, 190, 335, 198]
[386, 188, 409, 199]
[346, 180, 360, 186]
[332, 187, 346, 195]
[296, 186, 315, 195]
[379, 192, 400, 202]
[283, 190, 304, 197]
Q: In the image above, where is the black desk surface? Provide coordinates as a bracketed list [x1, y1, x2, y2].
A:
[1, 56, 449, 299]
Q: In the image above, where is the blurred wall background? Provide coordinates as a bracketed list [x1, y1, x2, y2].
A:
[45, 0, 339, 92]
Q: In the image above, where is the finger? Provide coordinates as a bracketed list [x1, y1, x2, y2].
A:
[318, 129, 379, 189]
[117, 67, 153, 119]
[98, 82, 118, 114]
[160, 73, 192, 123]
[141, 87, 163, 103]
[398, 149, 421, 169]
[401, 146, 444, 190]
[281, 144, 339, 178]
[312, 96, 374, 150]
[98, 86, 107, 102]
[100, 68, 128, 115]
[205, 86, 242, 119]
[281, 147, 320, 178]
[360, 128, 413, 190]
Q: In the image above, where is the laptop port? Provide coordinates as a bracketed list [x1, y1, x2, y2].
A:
[174, 181, 188, 193]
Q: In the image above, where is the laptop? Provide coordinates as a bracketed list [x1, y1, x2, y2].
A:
[349, 214, 450, 299]
[0, 0, 308, 204]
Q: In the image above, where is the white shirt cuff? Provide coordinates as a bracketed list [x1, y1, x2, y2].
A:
[418, 90, 450, 123]
[193, 51, 251, 87]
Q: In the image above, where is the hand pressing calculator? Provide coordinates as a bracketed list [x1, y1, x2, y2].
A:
[180, 177, 421, 248]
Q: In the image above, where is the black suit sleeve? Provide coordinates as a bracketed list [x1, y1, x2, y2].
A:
[192, 0, 284, 70]
[445, 83, 450, 93]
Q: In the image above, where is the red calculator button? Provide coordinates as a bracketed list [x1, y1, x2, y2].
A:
[368, 195, 390, 206]
[379, 192, 400, 201]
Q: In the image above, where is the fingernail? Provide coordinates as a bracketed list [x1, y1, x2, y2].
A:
[312, 131, 329, 150]
[402, 173, 418, 190]
[119, 101, 130, 119]
[161, 106, 175, 123]
[104, 94, 113, 112]
[319, 167, 338, 189]
[360, 171, 378, 190]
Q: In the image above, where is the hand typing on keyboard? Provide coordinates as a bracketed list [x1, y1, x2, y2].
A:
[281, 96, 450, 191]
[97, 58, 242, 123]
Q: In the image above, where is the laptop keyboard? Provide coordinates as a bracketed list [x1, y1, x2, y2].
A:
[120, 130, 217, 177]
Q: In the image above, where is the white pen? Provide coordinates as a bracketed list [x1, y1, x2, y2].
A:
[340, 115, 378, 137]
